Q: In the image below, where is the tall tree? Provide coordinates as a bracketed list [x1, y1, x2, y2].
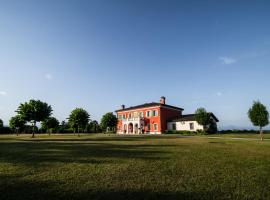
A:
[41, 117, 59, 135]
[9, 115, 26, 135]
[100, 112, 118, 133]
[16, 99, 53, 138]
[68, 108, 90, 136]
[248, 101, 269, 141]
[195, 108, 211, 130]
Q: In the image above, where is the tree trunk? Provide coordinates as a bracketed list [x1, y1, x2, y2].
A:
[260, 126, 263, 141]
[32, 121, 36, 138]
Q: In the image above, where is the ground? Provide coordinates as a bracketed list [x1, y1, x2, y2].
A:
[1, 133, 270, 200]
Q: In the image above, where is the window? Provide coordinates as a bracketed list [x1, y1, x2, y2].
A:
[172, 123, 176, 130]
[118, 115, 122, 119]
[128, 113, 132, 119]
[189, 123, 194, 130]
[152, 110, 158, 117]
[146, 111, 151, 117]
[147, 123, 151, 132]
[153, 124, 158, 131]
[140, 112, 144, 117]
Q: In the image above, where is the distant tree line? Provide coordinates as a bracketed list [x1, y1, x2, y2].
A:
[0, 99, 118, 137]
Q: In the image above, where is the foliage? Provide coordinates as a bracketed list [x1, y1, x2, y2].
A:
[16, 99, 53, 137]
[164, 130, 198, 135]
[88, 120, 101, 133]
[207, 118, 218, 134]
[195, 108, 211, 127]
[248, 101, 269, 140]
[68, 108, 90, 134]
[41, 117, 59, 134]
[0, 119, 3, 128]
[9, 115, 26, 134]
[100, 112, 117, 132]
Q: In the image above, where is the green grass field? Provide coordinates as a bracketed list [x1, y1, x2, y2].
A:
[1, 134, 270, 200]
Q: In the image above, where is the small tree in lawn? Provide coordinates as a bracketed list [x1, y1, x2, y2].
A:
[68, 108, 90, 136]
[195, 108, 211, 131]
[100, 112, 118, 133]
[16, 99, 53, 138]
[9, 115, 26, 136]
[41, 117, 59, 135]
[248, 101, 269, 141]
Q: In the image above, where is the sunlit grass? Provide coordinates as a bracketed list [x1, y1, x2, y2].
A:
[0, 134, 270, 199]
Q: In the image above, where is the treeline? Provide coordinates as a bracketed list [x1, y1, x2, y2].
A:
[0, 99, 118, 137]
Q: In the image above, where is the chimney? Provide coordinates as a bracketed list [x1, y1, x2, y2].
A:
[160, 96, 166, 104]
[121, 105, 125, 109]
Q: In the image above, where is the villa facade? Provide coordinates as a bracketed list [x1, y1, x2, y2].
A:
[115, 97, 219, 134]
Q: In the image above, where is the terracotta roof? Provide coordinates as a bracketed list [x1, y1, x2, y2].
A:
[115, 102, 184, 112]
[171, 113, 219, 122]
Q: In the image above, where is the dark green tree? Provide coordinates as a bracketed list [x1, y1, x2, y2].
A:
[0, 119, 3, 128]
[68, 108, 90, 136]
[100, 112, 118, 133]
[88, 120, 99, 133]
[16, 99, 53, 138]
[41, 117, 59, 135]
[9, 115, 26, 135]
[248, 101, 269, 141]
[195, 108, 211, 130]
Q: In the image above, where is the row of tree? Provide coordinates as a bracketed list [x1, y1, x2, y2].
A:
[1, 99, 118, 137]
[195, 101, 269, 141]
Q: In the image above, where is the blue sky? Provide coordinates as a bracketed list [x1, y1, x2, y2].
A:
[0, 0, 270, 129]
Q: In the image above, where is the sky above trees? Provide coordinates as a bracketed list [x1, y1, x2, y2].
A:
[0, 0, 270, 129]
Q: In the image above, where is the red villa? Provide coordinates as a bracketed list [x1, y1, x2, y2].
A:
[115, 97, 219, 134]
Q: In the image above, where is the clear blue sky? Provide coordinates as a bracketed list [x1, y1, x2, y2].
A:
[0, 0, 270, 129]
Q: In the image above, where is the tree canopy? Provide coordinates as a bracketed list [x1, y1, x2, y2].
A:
[9, 115, 26, 135]
[41, 117, 59, 134]
[68, 108, 90, 135]
[100, 112, 118, 132]
[195, 108, 211, 127]
[16, 99, 53, 137]
[248, 101, 269, 141]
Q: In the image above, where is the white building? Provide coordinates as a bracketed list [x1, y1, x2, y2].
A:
[167, 113, 219, 132]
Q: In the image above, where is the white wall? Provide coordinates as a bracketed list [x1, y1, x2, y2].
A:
[167, 121, 204, 131]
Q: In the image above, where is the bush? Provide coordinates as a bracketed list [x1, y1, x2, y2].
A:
[0, 127, 12, 134]
[164, 130, 198, 135]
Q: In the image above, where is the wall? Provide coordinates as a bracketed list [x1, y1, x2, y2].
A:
[167, 121, 204, 131]
[160, 107, 182, 132]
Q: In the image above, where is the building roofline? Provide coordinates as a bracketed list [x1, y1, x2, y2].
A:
[115, 102, 184, 112]
[170, 113, 219, 122]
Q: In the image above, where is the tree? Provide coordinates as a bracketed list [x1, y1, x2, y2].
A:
[195, 108, 211, 130]
[68, 108, 90, 136]
[88, 120, 99, 133]
[0, 119, 3, 128]
[9, 115, 26, 135]
[248, 101, 269, 141]
[16, 99, 53, 138]
[100, 112, 117, 133]
[41, 117, 59, 135]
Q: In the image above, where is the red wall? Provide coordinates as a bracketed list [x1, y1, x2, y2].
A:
[160, 107, 182, 132]
[117, 106, 182, 133]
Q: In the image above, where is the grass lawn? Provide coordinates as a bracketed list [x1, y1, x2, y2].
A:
[1, 134, 270, 200]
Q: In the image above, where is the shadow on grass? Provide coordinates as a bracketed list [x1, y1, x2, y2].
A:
[0, 139, 172, 166]
[0, 174, 213, 200]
